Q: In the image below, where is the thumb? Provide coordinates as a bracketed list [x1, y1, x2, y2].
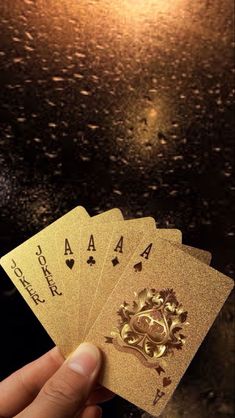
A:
[17, 343, 101, 418]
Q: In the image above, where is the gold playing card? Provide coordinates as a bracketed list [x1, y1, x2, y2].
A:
[77, 217, 156, 340]
[54, 208, 124, 348]
[85, 226, 211, 338]
[0, 207, 123, 357]
[0, 206, 89, 356]
[85, 223, 182, 335]
[0, 206, 232, 417]
[86, 236, 233, 416]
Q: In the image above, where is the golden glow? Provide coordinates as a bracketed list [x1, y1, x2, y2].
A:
[109, 0, 182, 23]
[122, 94, 174, 157]
[32, 0, 231, 163]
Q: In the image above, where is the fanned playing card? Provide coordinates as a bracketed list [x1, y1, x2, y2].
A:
[53, 208, 123, 347]
[55, 207, 123, 286]
[173, 242, 212, 265]
[85, 225, 183, 335]
[0, 207, 123, 357]
[1, 207, 233, 418]
[86, 235, 233, 416]
[85, 228, 212, 337]
[0, 206, 89, 356]
[79, 218, 157, 339]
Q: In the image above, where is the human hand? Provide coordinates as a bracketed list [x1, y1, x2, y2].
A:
[0, 343, 113, 418]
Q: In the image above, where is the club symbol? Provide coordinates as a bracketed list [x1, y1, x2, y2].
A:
[163, 377, 172, 387]
[87, 256, 96, 266]
[133, 262, 142, 272]
[112, 256, 119, 267]
[66, 259, 74, 270]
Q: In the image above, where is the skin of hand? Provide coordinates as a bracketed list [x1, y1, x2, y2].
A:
[0, 343, 114, 418]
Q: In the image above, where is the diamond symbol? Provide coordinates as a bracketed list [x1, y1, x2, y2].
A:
[112, 256, 119, 267]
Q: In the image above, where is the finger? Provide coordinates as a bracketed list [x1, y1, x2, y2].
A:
[76, 405, 102, 418]
[16, 343, 101, 418]
[0, 347, 64, 417]
[86, 387, 115, 405]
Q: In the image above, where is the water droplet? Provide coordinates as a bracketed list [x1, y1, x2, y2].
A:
[73, 73, 84, 79]
[80, 89, 92, 96]
[74, 52, 86, 58]
[113, 189, 122, 195]
[52, 76, 64, 82]
[25, 31, 33, 40]
[87, 124, 99, 130]
[13, 57, 24, 63]
[24, 45, 34, 52]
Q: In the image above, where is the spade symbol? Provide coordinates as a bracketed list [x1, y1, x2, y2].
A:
[87, 256, 96, 266]
[155, 366, 165, 375]
[66, 259, 74, 270]
[134, 262, 142, 272]
[112, 256, 119, 267]
[163, 377, 172, 387]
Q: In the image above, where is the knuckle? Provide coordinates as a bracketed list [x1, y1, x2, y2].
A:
[42, 378, 82, 406]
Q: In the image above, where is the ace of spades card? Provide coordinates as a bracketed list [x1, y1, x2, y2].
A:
[86, 235, 233, 416]
[85, 226, 212, 338]
[85, 223, 183, 335]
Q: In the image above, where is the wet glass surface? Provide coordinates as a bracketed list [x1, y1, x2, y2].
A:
[0, 1, 234, 417]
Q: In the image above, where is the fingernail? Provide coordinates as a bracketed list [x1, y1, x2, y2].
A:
[68, 343, 100, 377]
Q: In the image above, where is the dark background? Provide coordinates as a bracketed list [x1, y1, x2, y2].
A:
[0, 1, 234, 417]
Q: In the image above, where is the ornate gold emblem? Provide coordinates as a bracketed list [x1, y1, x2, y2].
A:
[106, 288, 188, 368]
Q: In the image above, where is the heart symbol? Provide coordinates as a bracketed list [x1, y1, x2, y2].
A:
[66, 259, 74, 270]
[134, 262, 142, 272]
[163, 377, 172, 387]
